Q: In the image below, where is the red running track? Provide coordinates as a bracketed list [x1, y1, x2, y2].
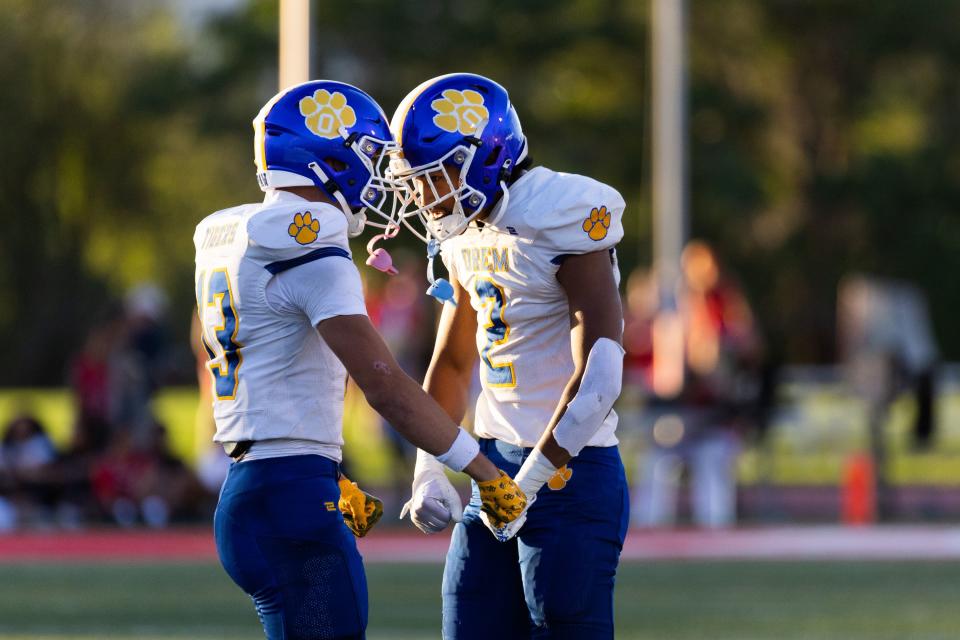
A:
[2, 526, 960, 563]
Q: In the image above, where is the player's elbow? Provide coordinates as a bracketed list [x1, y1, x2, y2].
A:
[425, 359, 470, 396]
[359, 379, 394, 415]
[361, 374, 418, 423]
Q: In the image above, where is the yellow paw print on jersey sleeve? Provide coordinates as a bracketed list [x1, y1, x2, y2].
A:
[299, 89, 356, 139]
[582, 206, 611, 241]
[288, 211, 320, 245]
[431, 89, 489, 135]
[547, 465, 573, 491]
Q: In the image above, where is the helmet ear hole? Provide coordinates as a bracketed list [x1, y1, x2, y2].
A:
[484, 145, 503, 167]
[324, 157, 349, 173]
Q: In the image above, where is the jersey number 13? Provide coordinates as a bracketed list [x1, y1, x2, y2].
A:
[196, 268, 243, 401]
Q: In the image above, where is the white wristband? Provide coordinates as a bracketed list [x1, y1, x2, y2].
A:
[514, 448, 557, 498]
[435, 427, 480, 472]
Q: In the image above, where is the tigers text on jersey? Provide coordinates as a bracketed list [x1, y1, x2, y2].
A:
[193, 190, 366, 462]
[440, 167, 625, 448]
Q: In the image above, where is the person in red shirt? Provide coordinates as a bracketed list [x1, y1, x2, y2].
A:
[634, 240, 764, 528]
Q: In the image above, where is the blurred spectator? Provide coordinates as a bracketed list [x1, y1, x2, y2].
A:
[838, 275, 938, 444]
[115, 283, 170, 444]
[125, 283, 170, 377]
[3, 415, 57, 472]
[90, 421, 204, 528]
[0, 415, 61, 528]
[633, 240, 765, 529]
[0, 322, 214, 532]
[623, 269, 658, 390]
[90, 430, 155, 527]
[69, 285, 169, 461]
[0, 498, 14, 532]
[838, 275, 939, 519]
[70, 318, 123, 453]
[141, 422, 206, 525]
[69, 293, 160, 453]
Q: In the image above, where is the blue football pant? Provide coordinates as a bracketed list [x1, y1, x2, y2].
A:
[214, 454, 367, 640]
[442, 439, 630, 639]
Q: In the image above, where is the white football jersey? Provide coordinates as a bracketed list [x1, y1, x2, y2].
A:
[440, 167, 625, 448]
[193, 190, 367, 461]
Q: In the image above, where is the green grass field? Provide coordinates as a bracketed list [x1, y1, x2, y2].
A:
[0, 560, 958, 639]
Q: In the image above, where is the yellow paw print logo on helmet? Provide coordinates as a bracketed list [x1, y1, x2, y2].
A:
[288, 211, 320, 245]
[547, 465, 573, 491]
[582, 206, 611, 241]
[431, 89, 489, 135]
[299, 89, 356, 139]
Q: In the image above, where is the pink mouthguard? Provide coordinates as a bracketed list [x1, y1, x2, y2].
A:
[365, 224, 400, 275]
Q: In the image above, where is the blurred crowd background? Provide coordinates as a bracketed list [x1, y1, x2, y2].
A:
[3, 0, 960, 531]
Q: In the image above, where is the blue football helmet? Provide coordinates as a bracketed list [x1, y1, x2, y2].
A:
[254, 80, 398, 236]
[387, 73, 527, 242]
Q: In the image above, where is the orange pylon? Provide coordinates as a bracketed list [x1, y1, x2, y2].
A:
[841, 453, 876, 525]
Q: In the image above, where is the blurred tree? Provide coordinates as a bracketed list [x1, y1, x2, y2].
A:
[689, 0, 960, 362]
[3, 0, 960, 385]
[0, 0, 272, 384]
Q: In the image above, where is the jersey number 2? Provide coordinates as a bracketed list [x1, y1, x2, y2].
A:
[196, 269, 243, 401]
[475, 278, 516, 388]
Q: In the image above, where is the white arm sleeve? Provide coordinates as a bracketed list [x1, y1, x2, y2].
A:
[552, 337, 625, 458]
[266, 254, 367, 324]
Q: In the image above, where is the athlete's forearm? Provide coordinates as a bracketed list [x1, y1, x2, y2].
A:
[534, 368, 582, 467]
[366, 370, 459, 455]
[423, 356, 473, 424]
[534, 250, 625, 466]
[317, 314, 498, 482]
[422, 280, 478, 424]
[534, 332, 625, 468]
[366, 371, 499, 482]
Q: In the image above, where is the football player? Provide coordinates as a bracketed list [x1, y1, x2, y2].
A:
[389, 73, 630, 639]
[195, 80, 527, 640]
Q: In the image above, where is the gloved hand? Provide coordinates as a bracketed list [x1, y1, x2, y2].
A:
[338, 475, 384, 538]
[479, 498, 534, 542]
[476, 470, 528, 541]
[400, 468, 464, 534]
[479, 449, 557, 542]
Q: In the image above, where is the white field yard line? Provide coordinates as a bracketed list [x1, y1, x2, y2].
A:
[2, 527, 960, 563]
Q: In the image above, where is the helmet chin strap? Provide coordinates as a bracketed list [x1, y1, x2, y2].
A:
[308, 162, 366, 237]
[425, 238, 456, 306]
[421, 184, 508, 304]
[427, 175, 508, 239]
[483, 181, 511, 228]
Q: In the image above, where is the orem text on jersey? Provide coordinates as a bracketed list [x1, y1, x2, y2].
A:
[460, 247, 511, 273]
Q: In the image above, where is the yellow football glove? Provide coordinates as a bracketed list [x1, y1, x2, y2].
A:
[477, 470, 527, 530]
[338, 475, 384, 538]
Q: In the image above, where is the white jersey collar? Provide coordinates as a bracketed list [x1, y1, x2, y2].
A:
[263, 188, 310, 206]
[262, 189, 342, 217]
[482, 189, 510, 228]
[482, 167, 545, 232]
